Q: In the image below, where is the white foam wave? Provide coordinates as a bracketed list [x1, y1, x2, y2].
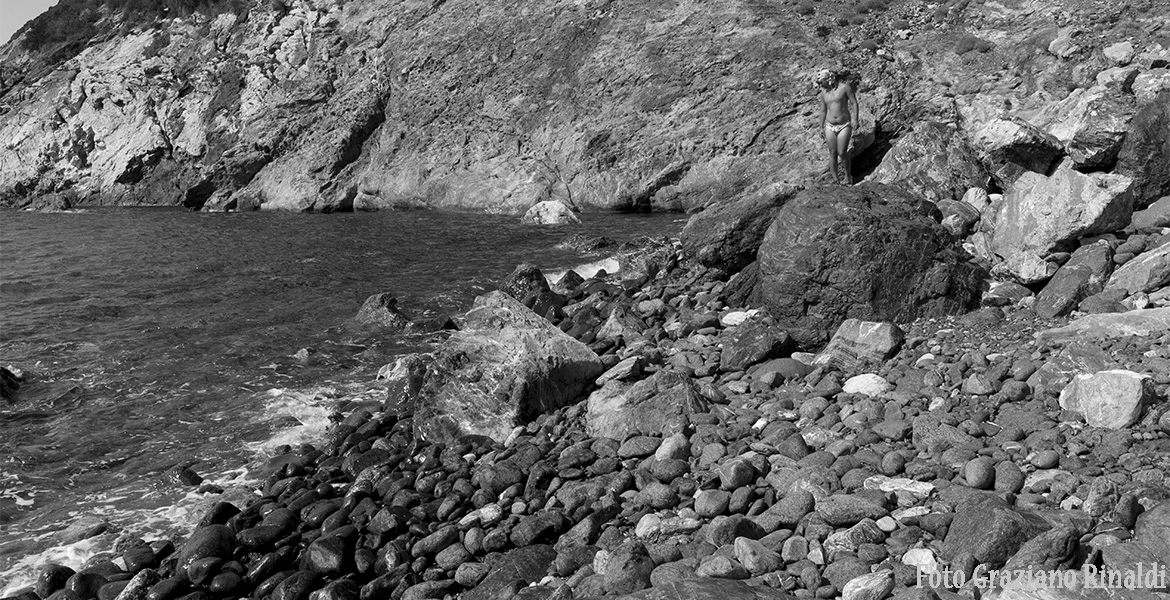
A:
[544, 257, 620, 286]
[2, 383, 384, 595]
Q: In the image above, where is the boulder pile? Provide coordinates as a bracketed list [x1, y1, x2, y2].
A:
[9, 222, 1169, 600]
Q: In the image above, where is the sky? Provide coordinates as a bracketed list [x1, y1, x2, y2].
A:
[1, 0, 59, 45]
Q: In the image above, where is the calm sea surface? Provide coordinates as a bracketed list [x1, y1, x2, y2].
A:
[0, 207, 683, 590]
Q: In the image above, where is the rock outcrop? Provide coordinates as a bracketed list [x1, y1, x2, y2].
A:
[521, 201, 581, 225]
[5, 0, 1167, 217]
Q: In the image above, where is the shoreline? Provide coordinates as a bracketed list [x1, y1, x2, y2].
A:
[6, 235, 1168, 600]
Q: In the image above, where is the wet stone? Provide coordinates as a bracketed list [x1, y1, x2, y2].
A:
[110, 569, 160, 600]
[412, 526, 459, 557]
[68, 572, 110, 599]
[36, 565, 75, 599]
[311, 580, 360, 600]
[302, 535, 347, 576]
[270, 571, 320, 600]
[175, 525, 237, 571]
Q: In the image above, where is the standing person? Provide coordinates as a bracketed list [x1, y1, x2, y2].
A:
[816, 68, 860, 184]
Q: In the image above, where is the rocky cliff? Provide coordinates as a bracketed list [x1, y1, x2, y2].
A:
[0, 0, 1168, 213]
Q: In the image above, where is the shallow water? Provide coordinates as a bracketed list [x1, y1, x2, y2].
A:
[0, 207, 683, 590]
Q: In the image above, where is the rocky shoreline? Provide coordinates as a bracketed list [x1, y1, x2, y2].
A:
[6, 189, 1169, 600]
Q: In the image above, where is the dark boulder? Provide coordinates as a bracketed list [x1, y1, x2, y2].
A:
[718, 313, 792, 372]
[353, 293, 411, 330]
[1116, 90, 1170, 209]
[175, 525, 237, 571]
[680, 182, 799, 274]
[1034, 242, 1114, 318]
[756, 183, 985, 348]
[1, 366, 20, 403]
[501, 263, 551, 301]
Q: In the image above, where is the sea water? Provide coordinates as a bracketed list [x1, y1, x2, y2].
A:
[0, 207, 682, 591]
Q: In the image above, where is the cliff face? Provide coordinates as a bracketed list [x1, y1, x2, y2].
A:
[0, 0, 1167, 212]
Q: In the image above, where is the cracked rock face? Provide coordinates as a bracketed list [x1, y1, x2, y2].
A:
[0, 0, 847, 212]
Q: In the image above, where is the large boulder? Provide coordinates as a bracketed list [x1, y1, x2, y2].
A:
[969, 117, 1063, 185]
[1034, 242, 1115, 319]
[586, 370, 709, 440]
[1035, 85, 1137, 170]
[941, 505, 1048, 569]
[755, 184, 985, 348]
[869, 121, 988, 203]
[412, 291, 603, 443]
[1105, 243, 1170, 295]
[680, 182, 800, 274]
[521, 201, 580, 225]
[990, 163, 1135, 283]
[1059, 370, 1155, 429]
[1115, 90, 1170, 208]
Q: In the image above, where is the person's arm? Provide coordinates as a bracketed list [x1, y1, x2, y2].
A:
[847, 83, 859, 129]
[818, 92, 826, 130]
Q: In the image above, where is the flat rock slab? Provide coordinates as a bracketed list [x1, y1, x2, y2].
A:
[1106, 243, 1170, 295]
[1034, 308, 1170, 345]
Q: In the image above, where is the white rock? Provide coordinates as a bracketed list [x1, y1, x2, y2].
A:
[635, 513, 662, 538]
[1103, 41, 1135, 65]
[1133, 69, 1170, 104]
[891, 506, 931, 520]
[863, 475, 936, 501]
[521, 200, 581, 225]
[720, 309, 759, 327]
[841, 570, 895, 600]
[654, 432, 691, 461]
[842, 374, 892, 397]
[1059, 370, 1155, 429]
[992, 164, 1135, 283]
[1096, 66, 1139, 90]
[814, 320, 905, 371]
[1106, 244, 1170, 294]
[902, 548, 940, 574]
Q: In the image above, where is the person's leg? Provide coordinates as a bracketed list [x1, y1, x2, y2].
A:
[837, 124, 853, 184]
[823, 124, 840, 183]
